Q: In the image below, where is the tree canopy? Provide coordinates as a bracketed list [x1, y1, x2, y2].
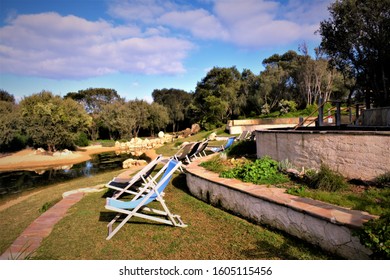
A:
[20, 91, 92, 152]
[319, 0, 390, 107]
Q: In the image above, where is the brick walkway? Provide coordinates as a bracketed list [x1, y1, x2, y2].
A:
[0, 192, 84, 260]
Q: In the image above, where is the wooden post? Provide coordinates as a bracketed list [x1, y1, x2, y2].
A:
[336, 101, 341, 126]
[317, 97, 323, 127]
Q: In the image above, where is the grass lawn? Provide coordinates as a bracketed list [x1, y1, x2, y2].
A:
[0, 129, 340, 260]
[31, 172, 336, 260]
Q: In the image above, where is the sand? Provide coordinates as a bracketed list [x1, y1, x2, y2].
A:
[0, 146, 131, 172]
[0, 145, 160, 172]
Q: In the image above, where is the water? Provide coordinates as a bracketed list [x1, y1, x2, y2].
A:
[0, 152, 134, 197]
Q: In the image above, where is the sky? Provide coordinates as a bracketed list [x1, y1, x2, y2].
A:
[0, 0, 333, 102]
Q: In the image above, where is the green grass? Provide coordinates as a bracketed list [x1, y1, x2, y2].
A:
[155, 129, 226, 157]
[201, 155, 390, 217]
[0, 170, 120, 255]
[0, 164, 336, 259]
[29, 173, 335, 260]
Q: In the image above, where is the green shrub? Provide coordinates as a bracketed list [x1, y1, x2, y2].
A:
[354, 212, 390, 259]
[226, 140, 256, 157]
[74, 132, 89, 147]
[375, 172, 390, 188]
[305, 164, 348, 192]
[199, 155, 231, 174]
[221, 156, 289, 185]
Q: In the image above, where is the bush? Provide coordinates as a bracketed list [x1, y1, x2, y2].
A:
[0, 134, 29, 152]
[354, 212, 390, 259]
[226, 140, 256, 157]
[221, 156, 289, 185]
[305, 164, 348, 192]
[74, 132, 89, 147]
[375, 172, 390, 188]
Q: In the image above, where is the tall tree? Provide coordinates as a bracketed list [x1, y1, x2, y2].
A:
[65, 88, 123, 140]
[0, 101, 21, 151]
[152, 88, 192, 132]
[147, 102, 170, 136]
[319, 0, 390, 107]
[0, 89, 15, 103]
[127, 99, 150, 137]
[192, 67, 242, 128]
[20, 91, 91, 152]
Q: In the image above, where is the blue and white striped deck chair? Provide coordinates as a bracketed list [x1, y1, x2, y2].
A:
[105, 159, 187, 240]
[207, 136, 236, 153]
[105, 155, 163, 198]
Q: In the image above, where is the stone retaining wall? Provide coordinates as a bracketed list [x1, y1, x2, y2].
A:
[255, 130, 390, 181]
[185, 158, 376, 259]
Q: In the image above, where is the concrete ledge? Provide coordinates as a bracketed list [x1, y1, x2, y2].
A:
[255, 129, 390, 181]
[185, 156, 376, 259]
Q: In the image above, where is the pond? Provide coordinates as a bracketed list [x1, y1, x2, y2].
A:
[0, 152, 135, 197]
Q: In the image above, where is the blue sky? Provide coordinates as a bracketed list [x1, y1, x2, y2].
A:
[0, 0, 333, 102]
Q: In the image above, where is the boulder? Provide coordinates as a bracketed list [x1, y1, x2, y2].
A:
[208, 132, 217, 141]
[191, 123, 201, 134]
[122, 158, 147, 169]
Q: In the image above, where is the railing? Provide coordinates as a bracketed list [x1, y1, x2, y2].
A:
[295, 99, 366, 129]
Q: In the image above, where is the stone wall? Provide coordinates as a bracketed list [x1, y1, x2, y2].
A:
[185, 159, 375, 259]
[359, 107, 390, 126]
[256, 130, 390, 181]
[227, 117, 316, 134]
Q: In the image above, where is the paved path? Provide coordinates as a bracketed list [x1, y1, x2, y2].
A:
[0, 192, 84, 260]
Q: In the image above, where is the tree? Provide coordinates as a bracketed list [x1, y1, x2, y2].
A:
[192, 67, 242, 128]
[0, 89, 15, 103]
[65, 88, 123, 140]
[19, 91, 92, 152]
[126, 99, 150, 137]
[152, 88, 192, 132]
[147, 102, 170, 136]
[0, 101, 22, 151]
[319, 0, 390, 107]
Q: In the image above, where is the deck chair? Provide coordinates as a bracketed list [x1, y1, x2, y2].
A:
[190, 140, 209, 159]
[207, 136, 236, 153]
[236, 130, 250, 141]
[105, 159, 186, 240]
[105, 155, 163, 198]
[184, 141, 201, 163]
[172, 142, 198, 171]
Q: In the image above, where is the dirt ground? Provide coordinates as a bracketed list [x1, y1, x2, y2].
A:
[0, 146, 159, 172]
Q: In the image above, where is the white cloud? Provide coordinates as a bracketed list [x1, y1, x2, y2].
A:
[213, 0, 331, 48]
[108, 0, 178, 23]
[158, 9, 229, 40]
[108, 0, 332, 48]
[0, 12, 193, 79]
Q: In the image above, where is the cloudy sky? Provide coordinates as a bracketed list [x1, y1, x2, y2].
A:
[0, 0, 333, 102]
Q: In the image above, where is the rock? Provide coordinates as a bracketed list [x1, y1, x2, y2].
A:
[122, 159, 147, 169]
[158, 131, 165, 138]
[182, 128, 191, 138]
[208, 132, 217, 141]
[191, 123, 201, 134]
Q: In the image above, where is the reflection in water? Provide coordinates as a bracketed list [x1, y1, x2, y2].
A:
[0, 152, 134, 197]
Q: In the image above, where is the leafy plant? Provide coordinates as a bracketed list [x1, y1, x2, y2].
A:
[226, 140, 256, 157]
[354, 212, 390, 259]
[220, 156, 289, 185]
[38, 199, 59, 213]
[199, 155, 231, 174]
[286, 186, 307, 195]
[305, 164, 348, 192]
[375, 172, 390, 188]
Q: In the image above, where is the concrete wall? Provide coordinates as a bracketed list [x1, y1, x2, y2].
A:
[185, 163, 374, 259]
[359, 107, 390, 126]
[227, 117, 317, 134]
[256, 130, 390, 181]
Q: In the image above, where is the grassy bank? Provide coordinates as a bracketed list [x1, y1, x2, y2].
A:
[33, 173, 335, 259]
[0, 167, 336, 259]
